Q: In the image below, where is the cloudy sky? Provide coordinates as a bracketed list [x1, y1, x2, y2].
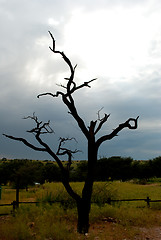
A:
[0, 0, 161, 161]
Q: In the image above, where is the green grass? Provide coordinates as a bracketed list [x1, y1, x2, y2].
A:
[114, 181, 161, 199]
[2, 181, 161, 203]
[1, 181, 161, 239]
[1, 203, 160, 240]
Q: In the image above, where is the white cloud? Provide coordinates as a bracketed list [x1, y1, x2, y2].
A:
[48, 18, 60, 26]
[63, 3, 161, 80]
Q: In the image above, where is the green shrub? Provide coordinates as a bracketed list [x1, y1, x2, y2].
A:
[92, 182, 118, 206]
[36, 183, 77, 209]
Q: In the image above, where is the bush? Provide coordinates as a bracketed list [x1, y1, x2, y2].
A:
[36, 183, 77, 209]
[92, 182, 118, 206]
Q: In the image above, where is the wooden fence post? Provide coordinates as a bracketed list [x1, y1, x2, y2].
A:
[12, 201, 17, 216]
[0, 185, 2, 200]
[107, 197, 111, 205]
[146, 197, 150, 208]
[16, 186, 19, 209]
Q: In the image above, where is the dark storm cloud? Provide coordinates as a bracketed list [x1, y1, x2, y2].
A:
[0, 0, 161, 160]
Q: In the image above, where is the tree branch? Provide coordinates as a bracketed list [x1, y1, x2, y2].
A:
[96, 116, 139, 147]
[37, 32, 91, 139]
[48, 31, 74, 90]
[24, 113, 54, 135]
[37, 91, 64, 99]
[3, 134, 46, 152]
[68, 78, 97, 95]
[95, 113, 110, 135]
[3, 117, 81, 202]
[56, 137, 80, 171]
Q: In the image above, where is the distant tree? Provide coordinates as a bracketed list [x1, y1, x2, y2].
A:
[4, 32, 139, 233]
[131, 160, 155, 181]
[74, 161, 88, 181]
[0, 161, 13, 185]
[0, 163, 7, 185]
[0, 160, 44, 205]
[96, 157, 133, 181]
[131, 160, 141, 179]
[151, 156, 161, 178]
[42, 162, 61, 182]
[7, 160, 42, 188]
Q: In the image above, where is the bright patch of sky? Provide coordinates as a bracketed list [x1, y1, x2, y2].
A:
[63, 5, 161, 80]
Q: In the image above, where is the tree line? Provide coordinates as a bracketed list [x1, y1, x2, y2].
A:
[0, 159, 60, 189]
[73, 156, 161, 182]
[0, 156, 161, 188]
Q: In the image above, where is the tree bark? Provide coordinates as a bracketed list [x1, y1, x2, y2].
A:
[77, 138, 97, 234]
[77, 198, 91, 234]
[77, 173, 95, 233]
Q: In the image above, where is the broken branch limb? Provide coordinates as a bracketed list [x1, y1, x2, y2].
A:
[95, 113, 110, 135]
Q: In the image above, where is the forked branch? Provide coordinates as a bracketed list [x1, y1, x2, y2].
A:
[57, 137, 80, 170]
[95, 113, 110, 135]
[24, 113, 54, 135]
[37, 32, 98, 140]
[37, 31, 96, 100]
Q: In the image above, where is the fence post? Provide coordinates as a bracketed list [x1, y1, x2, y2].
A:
[16, 186, 19, 208]
[12, 200, 19, 216]
[146, 197, 150, 208]
[107, 197, 111, 205]
[12, 201, 16, 216]
[0, 185, 1, 200]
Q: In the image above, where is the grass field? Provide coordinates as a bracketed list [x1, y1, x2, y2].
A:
[1, 181, 161, 239]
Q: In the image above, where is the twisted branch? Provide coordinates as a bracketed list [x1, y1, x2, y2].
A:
[96, 116, 139, 148]
[23, 113, 54, 135]
[57, 137, 80, 169]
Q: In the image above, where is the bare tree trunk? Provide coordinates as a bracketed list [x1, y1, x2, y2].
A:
[77, 141, 97, 234]
[77, 198, 91, 234]
[77, 178, 94, 233]
[77, 176, 95, 233]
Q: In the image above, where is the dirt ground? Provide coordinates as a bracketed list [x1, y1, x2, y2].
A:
[0, 215, 161, 240]
[135, 227, 161, 240]
[85, 218, 161, 240]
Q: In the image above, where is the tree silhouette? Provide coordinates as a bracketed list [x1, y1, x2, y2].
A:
[4, 31, 139, 234]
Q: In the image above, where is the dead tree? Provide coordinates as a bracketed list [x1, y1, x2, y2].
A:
[4, 31, 139, 234]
